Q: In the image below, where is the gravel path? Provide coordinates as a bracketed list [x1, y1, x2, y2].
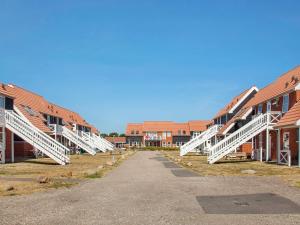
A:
[0, 151, 299, 225]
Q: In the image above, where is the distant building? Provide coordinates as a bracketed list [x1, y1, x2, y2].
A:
[105, 136, 126, 148]
[125, 120, 211, 148]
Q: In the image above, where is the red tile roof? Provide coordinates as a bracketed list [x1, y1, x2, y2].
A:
[219, 66, 300, 133]
[105, 136, 126, 143]
[275, 100, 300, 128]
[213, 86, 258, 119]
[0, 83, 14, 98]
[188, 120, 211, 131]
[125, 120, 210, 136]
[244, 66, 300, 108]
[4, 84, 98, 134]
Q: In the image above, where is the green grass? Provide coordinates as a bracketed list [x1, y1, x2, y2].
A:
[84, 171, 104, 179]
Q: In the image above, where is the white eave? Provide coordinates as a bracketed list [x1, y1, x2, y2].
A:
[241, 107, 253, 120]
[222, 122, 235, 135]
[228, 86, 259, 114]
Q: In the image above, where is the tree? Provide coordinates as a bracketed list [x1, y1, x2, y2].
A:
[100, 133, 108, 138]
[109, 132, 119, 137]
[119, 133, 126, 137]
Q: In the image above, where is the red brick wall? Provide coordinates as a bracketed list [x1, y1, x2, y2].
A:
[239, 143, 252, 155]
[5, 128, 12, 161]
[280, 128, 298, 164]
[14, 142, 35, 158]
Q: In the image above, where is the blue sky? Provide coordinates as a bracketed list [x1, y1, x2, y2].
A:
[1, 0, 300, 133]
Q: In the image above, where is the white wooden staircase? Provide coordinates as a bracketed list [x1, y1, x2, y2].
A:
[92, 133, 114, 151]
[60, 126, 96, 155]
[208, 112, 281, 164]
[180, 125, 222, 156]
[80, 131, 106, 152]
[4, 110, 70, 165]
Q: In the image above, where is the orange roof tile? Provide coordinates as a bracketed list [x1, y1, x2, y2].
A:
[105, 136, 126, 143]
[213, 86, 258, 119]
[188, 120, 211, 131]
[217, 107, 253, 135]
[4, 84, 98, 133]
[0, 83, 14, 98]
[275, 100, 300, 128]
[125, 120, 210, 136]
[244, 66, 300, 108]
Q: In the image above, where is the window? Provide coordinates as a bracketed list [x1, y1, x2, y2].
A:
[282, 94, 289, 113]
[24, 106, 38, 117]
[131, 130, 134, 135]
[136, 131, 139, 135]
[183, 130, 186, 135]
[167, 132, 171, 137]
[258, 104, 263, 114]
[267, 101, 271, 112]
[0, 96, 4, 108]
[162, 132, 167, 140]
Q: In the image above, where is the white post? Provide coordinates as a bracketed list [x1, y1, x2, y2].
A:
[11, 132, 14, 163]
[260, 146, 263, 162]
[266, 129, 269, 162]
[277, 129, 281, 164]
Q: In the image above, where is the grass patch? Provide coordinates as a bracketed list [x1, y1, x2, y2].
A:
[163, 151, 300, 187]
[84, 171, 104, 179]
[0, 150, 136, 197]
[49, 181, 76, 189]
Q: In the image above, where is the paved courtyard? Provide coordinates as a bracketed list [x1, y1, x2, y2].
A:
[0, 151, 300, 225]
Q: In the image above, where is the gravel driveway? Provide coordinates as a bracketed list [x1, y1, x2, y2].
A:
[0, 151, 299, 225]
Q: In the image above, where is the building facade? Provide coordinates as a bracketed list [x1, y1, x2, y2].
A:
[126, 120, 211, 148]
[0, 83, 112, 165]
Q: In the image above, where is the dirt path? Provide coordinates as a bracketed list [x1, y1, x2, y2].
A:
[0, 151, 299, 225]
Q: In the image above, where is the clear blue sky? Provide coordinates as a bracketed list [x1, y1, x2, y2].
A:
[1, 0, 300, 133]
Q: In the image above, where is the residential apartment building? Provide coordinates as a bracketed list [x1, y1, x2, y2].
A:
[180, 86, 258, 156]
[208, 66, 300, 166]
[0, 83, 113, 165]
[126, 120, 211, 148]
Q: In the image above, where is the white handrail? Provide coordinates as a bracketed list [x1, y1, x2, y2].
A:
[5, 110, 70, 165]
[80, 131, 106, 152]
[180, 125, 222, 156]
[61, 126, 96, 155]
[208, 112, 281, 164]
[92, 133, 114, 151]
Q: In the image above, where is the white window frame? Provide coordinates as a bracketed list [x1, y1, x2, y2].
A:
[258, 104, 263, 114]
[282, 94, 289, 113]
[0, 96, 5, 109]
[267, 101, 272, 112]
